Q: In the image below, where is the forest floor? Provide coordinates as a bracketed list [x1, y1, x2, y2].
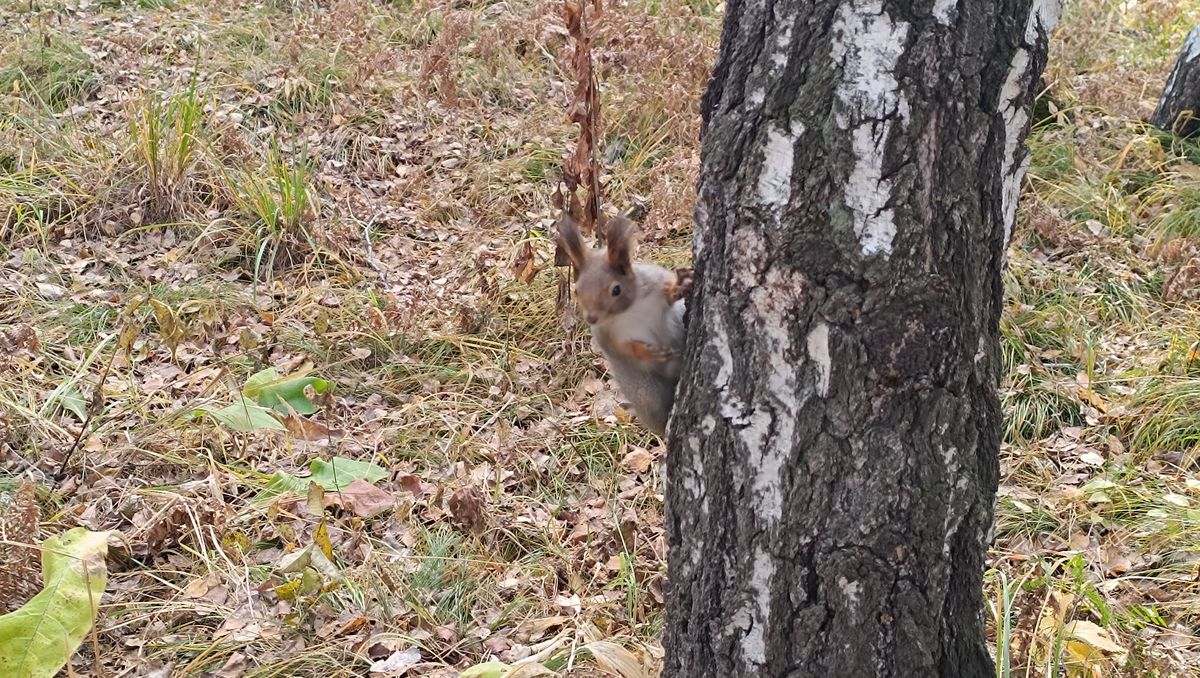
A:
[1, 0, 1200, 676]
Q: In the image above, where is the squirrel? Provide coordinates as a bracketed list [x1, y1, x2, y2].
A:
[556, 213, 691, 438]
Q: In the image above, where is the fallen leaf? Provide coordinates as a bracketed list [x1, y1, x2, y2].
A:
[1104, 549, 1132, 576]
[214, 652, 249, 678]
[461, 661, 509, 678]
[35, 282, 66, 299]
[448, 486, 487, 534]
[313, 519, 333, 560]
[369, 647, 421, 673]
[554, 593, 581, 615]
[581, 640, 649, 678]
[1063, 619, 1126, 661]
[398, 474, 425, 497]
[0, 528, 112, 678]
[281, 414, 343, 441]
[326, 478, 396, 518]
[512, 240, 541, 283]
[1163, 493, 1190, 508]
[182, 576, 214, 599]
[620, 448, 653, 474]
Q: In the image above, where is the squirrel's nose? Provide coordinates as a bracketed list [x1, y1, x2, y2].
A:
[584, 312, 598, 324]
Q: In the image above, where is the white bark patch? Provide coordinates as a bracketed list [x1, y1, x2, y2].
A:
[932, 0, 957, 25]
[771, 14, 794, 69]
[838, 575, 861, 606]
[738, 408, 780, 520]
[692, 200, 709, 258]
[712, 316, 734, 393]
[757, 123, 802, 212]
[740, 547, 775, 665]
[739, 267, 807, 525]
[806, 322, 831, 396]
[683, 435, 704, 494]
[941, 445, 964, 557]
[830, 1, 910, 257]
[1164, 26, 1200, 96]
[1025, 0, 1061, 44]
[999, 0, 1061, 250]
[1186, 26, 1200, 61]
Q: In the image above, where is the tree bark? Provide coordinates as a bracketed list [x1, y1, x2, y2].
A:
[662, 1, 1056, 677]
[1151, 24, 1200, 137]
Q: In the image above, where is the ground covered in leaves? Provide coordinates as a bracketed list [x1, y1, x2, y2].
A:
[1, 0, 1200, 675]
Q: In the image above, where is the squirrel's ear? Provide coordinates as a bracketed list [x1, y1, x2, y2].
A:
[556, 214, 588, 269]
[605, 215, 635, 276]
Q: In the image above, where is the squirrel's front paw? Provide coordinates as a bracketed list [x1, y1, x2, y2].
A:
[665, 268, 694, 303]
[625, 340, 675, 364]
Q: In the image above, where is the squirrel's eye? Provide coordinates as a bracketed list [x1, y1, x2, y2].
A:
[611, 284, 621, 297]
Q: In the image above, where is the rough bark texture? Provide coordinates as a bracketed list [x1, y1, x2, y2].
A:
[662, 1, 1056, 677]
[1151, 24, 1200, 137]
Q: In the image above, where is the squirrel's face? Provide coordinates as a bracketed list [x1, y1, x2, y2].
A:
[575, 257, 637, 325]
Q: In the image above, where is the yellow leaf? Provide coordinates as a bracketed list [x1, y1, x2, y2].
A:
[273, 579, 302, 601]
[313, 519, 333, 560]
[1075, 386, 1107, 413]
[1035, 591, 1073, 639]
[1064, 620, 1126, 656]
[580, 641, 649, 678]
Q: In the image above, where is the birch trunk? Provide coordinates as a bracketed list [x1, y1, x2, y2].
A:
[663, 1, 1057, 676]
[1151, 24, 1200, 137]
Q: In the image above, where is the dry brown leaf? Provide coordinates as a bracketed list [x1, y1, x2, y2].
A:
[448, 486, 488, 534]
[398, 474, 425, 497]
[512, 240, 542, 283]
[620, 447, 653, 474]
[514, 615, 571, 642]
[182, 575, 219, 599]
[325, 478, 396, 518]
[1164, 255, 1200, 302]
[214, 652, 249, 678]
[281, 414, 344, 441]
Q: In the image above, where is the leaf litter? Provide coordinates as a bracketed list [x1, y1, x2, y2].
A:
[2, 0, 1200, 676]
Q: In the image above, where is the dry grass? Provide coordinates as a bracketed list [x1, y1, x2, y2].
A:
[2, 0, 1200, 675]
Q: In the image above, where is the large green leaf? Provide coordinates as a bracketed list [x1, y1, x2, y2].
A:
[0, 527, 111, 678]
[243, 367, 332, 416]
[261, 456, 389, 497]
[195, 397, 287, 432]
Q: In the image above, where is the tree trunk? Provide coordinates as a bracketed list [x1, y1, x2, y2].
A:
[662, 1, 1056, 677]
[1151, 24, 1200, 137]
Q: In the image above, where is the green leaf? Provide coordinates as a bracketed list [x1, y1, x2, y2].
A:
[54, 385, 88, 422]
[260, 456, 389, 498]
[309, 457, 386, 489]
[0, 527, 111, 678]
[460, 661, 511, 678]
[242, 367, 332, 416]
[195, 397, 287, 432]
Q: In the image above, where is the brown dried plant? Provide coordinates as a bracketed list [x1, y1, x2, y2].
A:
[419, 10, 475, 108]
[554, 0, 604, 265]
